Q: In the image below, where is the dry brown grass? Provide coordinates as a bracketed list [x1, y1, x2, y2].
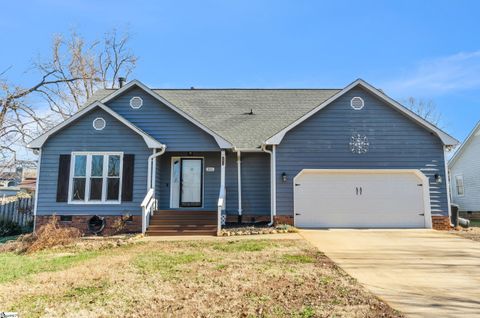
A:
[0, 238, 402, 318]
[0, 217, 81, 254]
[451, 226, 480, 242]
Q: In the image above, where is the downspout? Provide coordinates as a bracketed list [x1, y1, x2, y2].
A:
[261, 144, 276, 226]
[443, 145, 454, 227]
[237, 151, 242, 221]
[147, 146, 166, 190]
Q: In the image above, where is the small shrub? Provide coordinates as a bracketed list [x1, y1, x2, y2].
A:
[27, 217, 81, 253]
[0, 217, 81, 254]
[0, 220, 22, 237]
[275, 224, 298, 233]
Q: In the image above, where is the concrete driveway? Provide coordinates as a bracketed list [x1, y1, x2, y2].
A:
[300, 229, 480, 318]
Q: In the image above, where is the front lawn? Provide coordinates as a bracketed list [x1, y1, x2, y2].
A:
[0, 237, 401, 317]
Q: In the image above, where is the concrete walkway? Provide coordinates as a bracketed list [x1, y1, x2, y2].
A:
[300, 229, 480, 318]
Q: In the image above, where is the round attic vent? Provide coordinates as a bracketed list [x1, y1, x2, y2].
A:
[350, 97, 365, 110]
[130, 96, 143, 109]
[93, 117, 106, 130]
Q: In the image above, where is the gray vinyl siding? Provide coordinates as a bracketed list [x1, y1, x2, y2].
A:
[239, 153, 270, 216]
[104, 87, 220, 151]
[224, 152, 270, 216]
[225, 151, 238, 215]
[37, 108, 151, 216]
[276, 87, 449, 217]
[155, 151, 270, 216]
[449, 131, 480, 211]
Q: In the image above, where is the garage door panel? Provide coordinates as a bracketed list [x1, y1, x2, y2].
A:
[294, 170, 427, 228]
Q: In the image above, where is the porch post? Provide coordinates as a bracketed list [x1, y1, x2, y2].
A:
[237, 151, 242, 217]
[221, 150, 226, 190]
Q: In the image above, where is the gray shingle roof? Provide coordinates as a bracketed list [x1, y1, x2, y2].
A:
[88, 88, 341, 148]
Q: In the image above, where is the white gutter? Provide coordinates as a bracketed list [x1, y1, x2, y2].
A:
[147, 146, 166, 190]
[32, 149, 42, 233]
[444, 145, 453, 227]
[237, 151, 242, 216]
[261, 144, 276, 226]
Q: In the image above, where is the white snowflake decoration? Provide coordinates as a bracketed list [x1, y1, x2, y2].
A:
[349, 134, 369, 154]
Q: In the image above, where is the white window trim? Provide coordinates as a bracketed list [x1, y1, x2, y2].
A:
[130, 96, 143, 109]
[350, 96, 365, 110]
[92, 117, 106, 130]
[454, 174, 465, 197]
[169, 156, 205, 209]
[68, 152, 124, 204]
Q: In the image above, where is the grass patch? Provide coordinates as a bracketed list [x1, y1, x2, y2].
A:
[295, 306, 316, 318]
[0, 235, 19, 244]
[133, 251, 204, 277]
[282, 253, 316, 264]
[470, 220, 480, 227]
[1, 238, 402, 317]
[0, 250, 101, 284]
[212, 239, 273, 252]
[11, 282, 110, 318]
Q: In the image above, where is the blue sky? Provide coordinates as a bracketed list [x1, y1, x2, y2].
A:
[3, 0, 480, 143]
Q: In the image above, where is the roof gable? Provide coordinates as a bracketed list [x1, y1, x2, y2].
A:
[77, 79, 458, 149]
[100, 80, 233, 148]
[449, 121, 480, 167]
[28, 102, 164, 149]
[265, 79, 458, 146]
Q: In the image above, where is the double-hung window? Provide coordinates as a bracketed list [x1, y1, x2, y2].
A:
[455, 175, 465, 196]
[70, 152, 123, 203]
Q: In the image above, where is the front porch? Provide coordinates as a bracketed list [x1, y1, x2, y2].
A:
[141, 151, 227, 235]
[145, 210, 217, 236]
[140, 150, 272, 236]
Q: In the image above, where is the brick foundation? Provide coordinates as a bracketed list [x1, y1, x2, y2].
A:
[225, 214, 271, 223]
[273, 215, 294, 226]
[35, 215, 142, 236]
[431, 216, 452, 231]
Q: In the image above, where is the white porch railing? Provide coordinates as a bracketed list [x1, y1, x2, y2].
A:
[141, 188, 155, 234]
[217, 186, 226, 235]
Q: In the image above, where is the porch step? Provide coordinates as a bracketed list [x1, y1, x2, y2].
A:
[145, 210, 217, 236]
[152, 210, 217, 217]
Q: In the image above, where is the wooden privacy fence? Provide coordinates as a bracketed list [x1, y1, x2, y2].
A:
[0, 197, 34, 227]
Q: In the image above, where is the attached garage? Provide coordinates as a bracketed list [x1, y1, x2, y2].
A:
[293, 169, 432, 229]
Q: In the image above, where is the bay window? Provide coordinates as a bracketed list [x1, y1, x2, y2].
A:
[69, 152, 123, 203]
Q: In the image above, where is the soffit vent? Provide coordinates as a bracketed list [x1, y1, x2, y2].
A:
[130, 96, 143, 109]
[93, 117, 106, 130]
[350, 97, 365, 110]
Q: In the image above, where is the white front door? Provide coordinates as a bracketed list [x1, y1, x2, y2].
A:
[170, 158, 203, 208]
[294, 169, 430, 228]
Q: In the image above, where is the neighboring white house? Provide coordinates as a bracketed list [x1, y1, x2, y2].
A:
[449, 121, 480, 212]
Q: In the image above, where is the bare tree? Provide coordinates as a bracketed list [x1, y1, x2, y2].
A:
[404, 97, 442, 127]
[35, 29, 137, 119]
[0, 29, 137, 171]
[0, 69, 81, 171]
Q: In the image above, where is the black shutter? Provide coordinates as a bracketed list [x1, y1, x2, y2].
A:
[56, 154, 71, 202]
[122, 154, 135, 202]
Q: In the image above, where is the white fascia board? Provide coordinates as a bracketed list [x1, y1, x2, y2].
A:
[448, 120, 480, 168]
[265, 79, 459, 147]
[27, 101, 164, 150]
[100, 80, 233, 149]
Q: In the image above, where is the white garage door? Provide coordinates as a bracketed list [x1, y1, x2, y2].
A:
[294, 169, 431, 228]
